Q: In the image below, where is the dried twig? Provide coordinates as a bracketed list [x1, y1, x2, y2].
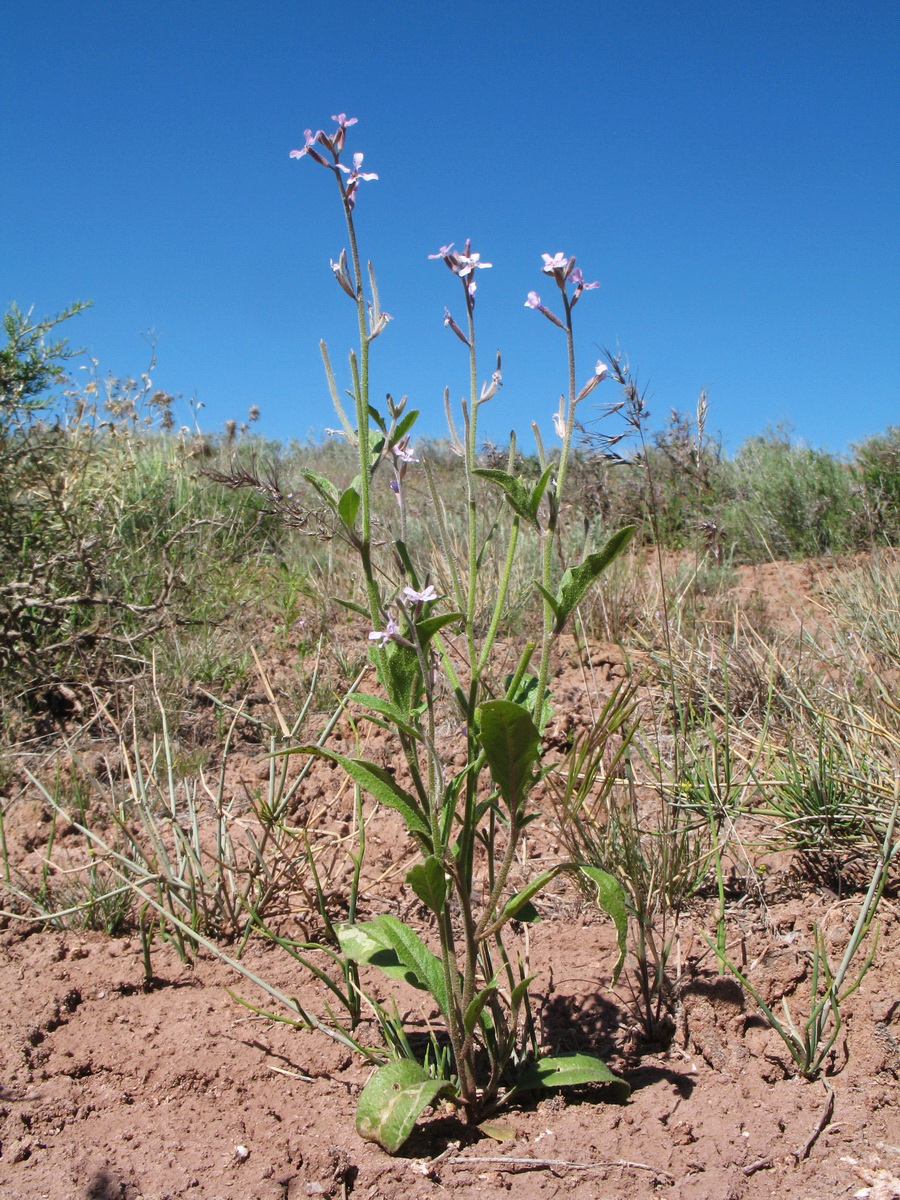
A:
[438, 1153, 675, 1182]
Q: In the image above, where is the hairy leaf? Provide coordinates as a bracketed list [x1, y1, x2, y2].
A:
[293, 747, 430, 841]
[477, 700, 541, 816]
[578, 864, 628, 983]
[356, 1060, 454, 1152]
[518, 1051, 630, 1099]
[407, 856, 448, 915]
[553, 525, 636, 632]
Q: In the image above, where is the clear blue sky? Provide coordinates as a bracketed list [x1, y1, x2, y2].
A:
[3, 0, 898, 454]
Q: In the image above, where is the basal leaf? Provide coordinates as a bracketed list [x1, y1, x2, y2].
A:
[553, 525, 636, 633]
[356, 1060, 454, 1153]
[518, 1052, 630, 1099]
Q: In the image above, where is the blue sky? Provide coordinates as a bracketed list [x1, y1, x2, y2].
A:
[3, 0, 898, 455]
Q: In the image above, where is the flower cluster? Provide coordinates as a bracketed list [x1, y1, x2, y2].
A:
[290, 114, 377, 210]
[525, 252, 599, 330]
[429, 239, 492, 318]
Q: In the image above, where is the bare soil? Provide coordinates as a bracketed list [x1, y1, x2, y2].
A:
[2, 558, 899, 1200]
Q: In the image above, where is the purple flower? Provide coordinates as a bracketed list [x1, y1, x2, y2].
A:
[541, 252, 570, 276]
[330, 113, 358, 153]
[402, 585, 438, 604]
[429, 239, 491, 278]
[368, 617, 399, 646]
[568, 267, 600, 306]
[289, 129, 328, 167]
[524, 291, 565, 330]
[392, 437, 418, 463]
[337, 152, 378, 209]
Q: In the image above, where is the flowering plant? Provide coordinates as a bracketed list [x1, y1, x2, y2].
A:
[280, 115, 635, 1152]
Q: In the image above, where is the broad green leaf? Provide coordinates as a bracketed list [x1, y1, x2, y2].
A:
[415, 611, 464, 644]
[473, 468, 539, 528]
[337, 918, 450, 1017]
[518, 1052, 630, 1099]
[297, 468, 340, 509]
[578, 865, 628, 984]
[367, 915, 450, 1016]
[356, 1060, 454, 1152]
[407, 856, 448, 915]
[553, 525, 636, 633]
[336, 922, 415, 987]
[392, 408, 419, 444]
[477, 700, 541, 816]
[293, 747, 430, 841]
[504, 671, 553, 728]
[338, 485, 361, 530]
[378, 639, 421, 718]
[367, 405, 387, 433]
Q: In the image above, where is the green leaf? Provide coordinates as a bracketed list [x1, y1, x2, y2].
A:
[578, 865, 628, 984]
[356, 1060, 454, 1153]
[529, 464, 555, 519]
[297, 468, 340, 509]
[473, 468, 539, 528]
[407, 856, 448, 915]
[477, 700, 541, 816]
[509, 973, 538, 1017]
[338, 485, 361, 530]
[504, 672, 553, 730]
[553, 525, 636, 633]
[366, 915, 449, 1016]
[333, 596, 370, 618]
[488, 865, 563, 934]
[534, 580, 562, 624]
[415, 611, 464, 644]
[517, 1052, 630, 1100]
[392, 408, 419, 444]
[347, 692, 423, 742]
[377, 639, 421, 718]
[393, 539, 419, 589]
[293, 747, 430, 842]
[464, 984, 497, 1036]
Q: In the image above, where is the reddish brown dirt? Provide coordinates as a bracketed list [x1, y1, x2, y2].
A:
[2, 558, 899, 1200]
